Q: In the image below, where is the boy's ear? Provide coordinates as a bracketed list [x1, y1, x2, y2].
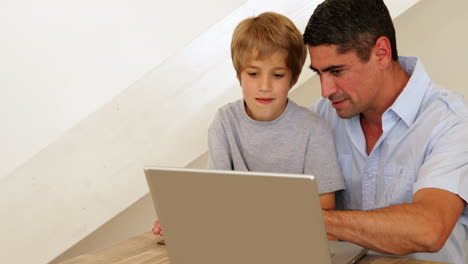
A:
[236, 74, 242, 84]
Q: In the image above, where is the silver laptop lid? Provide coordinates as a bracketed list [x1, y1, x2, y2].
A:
[145, 166, 331, 264]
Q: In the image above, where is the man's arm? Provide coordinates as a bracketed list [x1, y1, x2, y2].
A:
[320, 192, 337, 240]
[322, 188, 466, 255]
[320, 192, 335, 210]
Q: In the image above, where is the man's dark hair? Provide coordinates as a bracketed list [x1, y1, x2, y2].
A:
[303, 0, 398, 62]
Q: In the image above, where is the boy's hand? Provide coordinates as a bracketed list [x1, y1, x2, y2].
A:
[152, 219, 163, 235]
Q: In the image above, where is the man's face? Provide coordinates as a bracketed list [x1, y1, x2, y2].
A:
[239, 51, 293, 121]
[308, 44, 381, 119]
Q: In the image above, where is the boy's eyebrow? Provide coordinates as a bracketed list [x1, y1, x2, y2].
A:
[309, 64, 345, 73]
[245, 65, 288, 70]
[271, 66, 288, 70]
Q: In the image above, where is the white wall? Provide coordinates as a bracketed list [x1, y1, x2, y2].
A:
[0, 0, 245, 180]
[0, 0, 423, 263]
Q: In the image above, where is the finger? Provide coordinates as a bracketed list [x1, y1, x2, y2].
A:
[152, 226, 160, 234]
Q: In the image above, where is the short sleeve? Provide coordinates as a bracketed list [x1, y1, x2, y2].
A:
[304, 118, 345, 194]
[207, 110, 233, 170]
[413, 119, 468, 225]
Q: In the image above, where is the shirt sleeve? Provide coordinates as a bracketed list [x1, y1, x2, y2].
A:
[207, 111, 233, 170]
[303, 119, 345, 194]
[413, 119, 468, 225]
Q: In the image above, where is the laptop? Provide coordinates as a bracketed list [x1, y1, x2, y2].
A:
[144, 166, 368, 264]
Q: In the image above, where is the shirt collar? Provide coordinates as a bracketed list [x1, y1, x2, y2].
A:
[389, 56, 431, 127]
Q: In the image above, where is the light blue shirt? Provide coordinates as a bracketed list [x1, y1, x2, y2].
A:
[312, 57, 468, 264]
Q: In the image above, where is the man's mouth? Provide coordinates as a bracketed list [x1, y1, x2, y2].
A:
[330, 99, 346, 108]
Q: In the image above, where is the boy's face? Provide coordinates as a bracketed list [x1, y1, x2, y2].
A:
[239, 51, 293, 121]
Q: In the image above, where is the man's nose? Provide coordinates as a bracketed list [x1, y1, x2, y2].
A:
[320, 75, 337, 99]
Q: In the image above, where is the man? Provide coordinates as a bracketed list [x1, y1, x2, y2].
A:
[303, 0, 468, 263]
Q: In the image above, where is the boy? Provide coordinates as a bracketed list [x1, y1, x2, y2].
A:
[153, 12, 344, 235]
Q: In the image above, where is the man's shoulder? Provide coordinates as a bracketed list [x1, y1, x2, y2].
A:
[421, 83, 468, 120]
[309, 98, 342, 126]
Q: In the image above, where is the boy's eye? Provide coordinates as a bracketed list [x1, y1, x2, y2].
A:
[273, 73, 284, 78]
[248, 72, 257, 77]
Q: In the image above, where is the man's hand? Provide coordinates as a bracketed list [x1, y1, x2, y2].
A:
[152, 219, 163, 235]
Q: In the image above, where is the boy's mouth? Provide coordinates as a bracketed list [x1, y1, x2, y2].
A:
[256, 98, 274, 104]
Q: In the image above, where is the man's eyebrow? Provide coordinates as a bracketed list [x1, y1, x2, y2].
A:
[309, 65, 318, 72]
[309, 64, 345, 73]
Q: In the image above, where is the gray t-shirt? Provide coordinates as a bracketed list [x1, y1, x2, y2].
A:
[208, 99, 345, 194]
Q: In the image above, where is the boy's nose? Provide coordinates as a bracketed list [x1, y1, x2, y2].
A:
[320, 75, 337, 99]
[259, 76, 272, 92]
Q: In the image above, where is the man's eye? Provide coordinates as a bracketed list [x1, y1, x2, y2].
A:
[331, 70, 342, 76]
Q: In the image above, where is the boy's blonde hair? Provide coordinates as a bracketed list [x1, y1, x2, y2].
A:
[231, 12, 307, 84]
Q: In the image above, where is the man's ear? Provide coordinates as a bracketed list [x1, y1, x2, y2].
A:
[374, 36, 392, 68]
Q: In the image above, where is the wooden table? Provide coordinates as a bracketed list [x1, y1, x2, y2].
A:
[60, 232, 447, 264]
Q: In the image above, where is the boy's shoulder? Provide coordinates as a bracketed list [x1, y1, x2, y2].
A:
[210, 99, 244, 128]
[217, 99, 242, 112]
[288, 99, 328, 123]
[215, 99, 243, 120]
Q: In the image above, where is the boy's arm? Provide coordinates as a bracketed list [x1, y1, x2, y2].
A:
[207, 114, 233, 170]
[303, 120, 345, 196]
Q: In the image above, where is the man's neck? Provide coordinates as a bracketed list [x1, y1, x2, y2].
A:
[360, 60, 410, 154]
